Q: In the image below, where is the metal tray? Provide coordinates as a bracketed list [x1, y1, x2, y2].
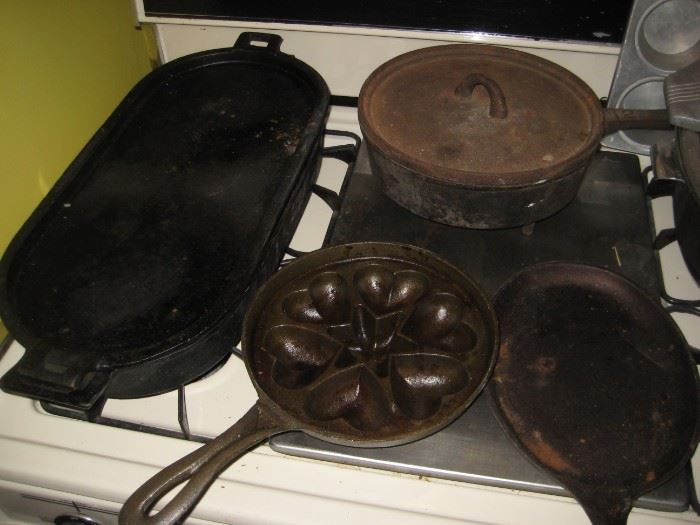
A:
[271, 145, 693, 513]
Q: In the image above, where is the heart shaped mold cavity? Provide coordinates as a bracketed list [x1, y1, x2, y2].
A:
[388, 270, 429, 309]
[282, 290, 323, 323]
[282, 272, 350, 324]
[263, 325, 340, 388]
[429, 323, 478, 353]
[390, 354, 470, 420]
[355, 265, 428, 313]
[354, 265, 392, 311]
[304, 366, 391, 430]
[308, 272, 350, 323]
[404, 293, 465, 343]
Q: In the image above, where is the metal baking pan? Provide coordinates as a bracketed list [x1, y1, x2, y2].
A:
[0, 32, 330, 410]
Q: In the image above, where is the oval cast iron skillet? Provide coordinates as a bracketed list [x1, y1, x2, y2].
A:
[120, 242, 498, 524]
[489, 262, 700, 525]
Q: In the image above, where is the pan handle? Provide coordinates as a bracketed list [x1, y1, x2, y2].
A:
[233, 32, 283, 53]
[576, 489, 632, 525]
[455, 74, 508, 119]
[119, 400, 295, 525]
[647, 141, 686, 199]
[603, 108, 672, 136]
[0, 347, 111, 410]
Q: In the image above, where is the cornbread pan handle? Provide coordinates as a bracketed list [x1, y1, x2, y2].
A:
[119, 400, 294, 525]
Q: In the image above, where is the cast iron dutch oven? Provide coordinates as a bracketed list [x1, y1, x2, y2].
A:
[359, 44, 670, 229]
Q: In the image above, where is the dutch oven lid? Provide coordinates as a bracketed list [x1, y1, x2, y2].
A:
[358, 44, 604, 188]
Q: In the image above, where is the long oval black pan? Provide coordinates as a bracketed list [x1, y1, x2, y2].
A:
[0, 32, 329, 409]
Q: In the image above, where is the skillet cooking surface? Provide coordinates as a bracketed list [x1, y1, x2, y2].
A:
[490, 262, 700, 524]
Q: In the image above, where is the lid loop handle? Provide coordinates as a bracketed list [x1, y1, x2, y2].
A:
[455, 74, 508, 119]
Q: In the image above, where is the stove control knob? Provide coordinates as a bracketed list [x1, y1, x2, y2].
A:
[54, 515, 102, 525]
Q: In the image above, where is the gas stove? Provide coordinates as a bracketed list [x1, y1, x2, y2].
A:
[1, 5, 700, 525]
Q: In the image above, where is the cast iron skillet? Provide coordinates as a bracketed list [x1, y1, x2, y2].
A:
[119, 242, 498, 524]
[489, 262, 700, 525]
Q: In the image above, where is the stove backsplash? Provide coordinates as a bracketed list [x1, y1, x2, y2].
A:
[144, 21, 620, 99]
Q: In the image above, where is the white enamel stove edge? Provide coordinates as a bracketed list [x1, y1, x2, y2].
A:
[1, 13, 700, 525]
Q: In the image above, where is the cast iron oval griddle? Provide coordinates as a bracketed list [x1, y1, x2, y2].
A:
[119, 242, 498, 524]
[0, 32, 330, 409]
[489, 262, 700, 525]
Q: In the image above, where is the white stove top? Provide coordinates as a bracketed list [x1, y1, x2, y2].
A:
[1, 16, 700, 525]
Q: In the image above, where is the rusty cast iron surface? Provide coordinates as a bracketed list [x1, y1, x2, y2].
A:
[247, 242, 498, 444]
[359, 44, 603, 188]
[489, 262, 700, 525]
[357, 44, 669, 229]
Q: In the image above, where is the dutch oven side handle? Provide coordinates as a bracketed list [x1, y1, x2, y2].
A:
[648, 142, 686, 200]
[455, 74, 508, 119]
[233, 32, 283, 53]
[0, 347, 111, 410]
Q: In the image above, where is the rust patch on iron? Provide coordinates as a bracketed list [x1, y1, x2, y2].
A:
[525, 356, 557, 387]
[498, 388, 578, 476]
[498, 341, 510, 366]
[498, 395, 527, 433]
[523, 430, 579, 475]
[492, 342, 510, 384]
[533, 356, 557, 374]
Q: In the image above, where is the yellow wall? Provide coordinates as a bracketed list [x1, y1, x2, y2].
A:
[0, 1, 154, 339]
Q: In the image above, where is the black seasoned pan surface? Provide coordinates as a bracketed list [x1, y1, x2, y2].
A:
[490, 263, 699, 524]
[0, 32, 329, 409]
